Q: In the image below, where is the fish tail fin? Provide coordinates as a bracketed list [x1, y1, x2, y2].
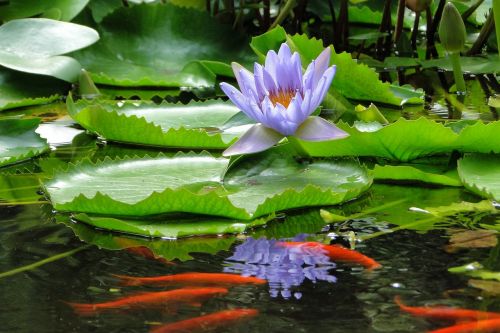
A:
[65, 301, 99, 316]
[366, 261, 382, 271]
[111, 274, 141, 286]
[394, 296, 408, 310]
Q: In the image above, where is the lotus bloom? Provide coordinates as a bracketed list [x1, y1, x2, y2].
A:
[220, 43, 348, 156]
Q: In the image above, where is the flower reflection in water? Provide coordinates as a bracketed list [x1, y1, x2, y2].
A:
[223, 236, 336, 299]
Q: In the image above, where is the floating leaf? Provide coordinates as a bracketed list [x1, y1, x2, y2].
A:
[449, 262, 500, 282]
[74, 3, 253, 87]
[72, 213, 270, 238]
[0, 18, 99, 82]
[67, 96, 246, 149]
[373, 164, 462, 187]
[0, 118, 49, 168]
[0, 68, 67, 111]
[420, 56, 500, 74]
[44, 149, 372, 219]
[0, 0, 89, 21]
[458, 154, 500, 201]
[295, 118, 500, 161]
[468, 279, 500, 296]
[60, 216, 237, 261]
[0, 173, 42, 203]
[445, 229, 498, 253]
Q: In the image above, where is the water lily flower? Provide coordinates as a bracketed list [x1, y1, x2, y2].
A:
[220, 43, 348, 156]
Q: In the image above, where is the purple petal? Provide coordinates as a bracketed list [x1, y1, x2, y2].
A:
[278, 43, 292, 62]
[231, 62, 258, 99]
[253, 63, 268, 100]
[284, 94, 305, 124]
[309, 66, 336, 110]
[264, 50, 279, 77]
[294, 116, 349, 141]
[290, 52, 303, 91]
[222, 124, 284, 156]
[302, 47, 332, 90]
[220, 82, 259, 121]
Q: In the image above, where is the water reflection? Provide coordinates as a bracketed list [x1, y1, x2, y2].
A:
[224, 236, 336, 299]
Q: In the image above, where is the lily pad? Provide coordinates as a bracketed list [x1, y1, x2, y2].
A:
[373, 164, 462, 187]
[458, 154, 500, 201]
[0, 0, 89, 21]
[67, 96, 247, 149]
[60, 216, 237, 261]
[43, 149, 372, 219]
[0, 68, 68, 111]
[420, 55, 500, 74]
[73, 3, 253, 87]
[72, 213, 271, 238]
[295, 118, 500, 161]
[0, 18, 99, 82]
[0, 118, 49, 168]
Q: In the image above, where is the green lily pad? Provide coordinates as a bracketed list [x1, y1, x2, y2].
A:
[373, 164, 462, 187]
[72, 213, 271, 238]
[0, 68, 68, 111]
[458, 154, 500, 201]
[0, 118, 49, 168]
[295, 118, 500, 161]
[74, 3, 253, 87]
[420, 55, 500, 74]
[0, 18, 99, 82]
[0, 0, 89, 21]
[67, 95, 246, 149]
[60, 216, 237, 261]
[43, 149, 372, 219]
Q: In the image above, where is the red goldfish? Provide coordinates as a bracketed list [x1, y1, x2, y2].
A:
[278, 241, 381, 270]
[125, 246, 176, 266]
[67, 287, 228, 316]
[395, 296, 500, 322]
[113, 272, 267, 287]
[150, 308, 259, 333]
[428, 318, 500, 333]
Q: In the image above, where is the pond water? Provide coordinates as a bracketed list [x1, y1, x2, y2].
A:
[1, 74, 500, 333]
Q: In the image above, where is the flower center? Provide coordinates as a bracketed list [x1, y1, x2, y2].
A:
[269, 89, 295, 108]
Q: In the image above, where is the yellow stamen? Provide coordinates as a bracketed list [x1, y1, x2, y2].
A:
[269, 89, 295, 108]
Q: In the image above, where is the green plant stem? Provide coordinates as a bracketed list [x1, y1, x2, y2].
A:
[0, 245, 92, 279]
[321, 198, 408, 223]
[270, 0, 296, 30]
[466, 10, 494, 56]
[0, 200, 48, 206]
[493, 0, 500, 58]
[449, 52, 466, 93]
[393, 0, 406, 43]
[360, 216, 439, 241]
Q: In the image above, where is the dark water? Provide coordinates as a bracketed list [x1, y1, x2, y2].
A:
[0, 196, 498, 333]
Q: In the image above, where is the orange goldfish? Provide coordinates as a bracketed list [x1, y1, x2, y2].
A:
[67, 287, 228, 316]
[278, 241, 381, 270]
[113, 272, 267, 287]
[395, 296, 500, 322]
[150, 308, 259, 333]
[428, 318, 500, 333]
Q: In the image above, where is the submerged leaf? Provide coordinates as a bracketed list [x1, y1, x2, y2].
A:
[373, 164, 462, 187]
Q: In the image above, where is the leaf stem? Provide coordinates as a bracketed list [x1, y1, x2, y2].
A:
[359, 216, 439, 241]
[449, 52, 466, 93]
[493, 0, 500, 58]
[321, 198, 408, 223]
[0, 245, 92, 279]
[0, 200, 48, 206]
[270, 0, 296, 30]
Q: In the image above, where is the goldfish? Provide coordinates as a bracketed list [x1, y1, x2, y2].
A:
[113, 272, 267, 287]
[395, 296, 500, 322]
[428, 318, 500, 333]
[67, 287, 228, 316]
[150, 308, 259, 333]
[125, 246, 176, 266]
[277, 241, 381, 270]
